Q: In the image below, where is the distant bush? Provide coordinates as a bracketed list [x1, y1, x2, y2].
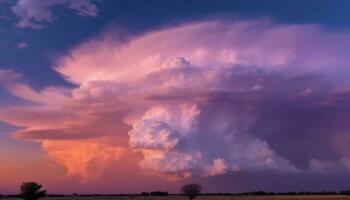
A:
[150, 191, 168, 196]
[141, 192, 149, 196]
[252, 191, 267, 195]
[340, 191, 350, 195]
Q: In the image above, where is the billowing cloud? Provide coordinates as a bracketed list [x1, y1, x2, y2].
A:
[207, 158, 228, 176]
[12, 0, 98, 29]
[42, 140, 126, 180]
[2, 20, 350, 181]
[127, 103, 297, 179]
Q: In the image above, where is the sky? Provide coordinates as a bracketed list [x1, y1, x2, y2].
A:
[1, 0, 350, 194]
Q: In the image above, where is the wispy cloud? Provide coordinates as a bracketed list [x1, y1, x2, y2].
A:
[11, 0, 98, 29]
[16, 42, 27, 49]
[0, 15, 9, 20]
[0, 69, 21, 82]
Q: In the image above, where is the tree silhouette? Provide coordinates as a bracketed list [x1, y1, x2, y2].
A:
[181, 183, 202, 200]
[20, 182, 46, 200]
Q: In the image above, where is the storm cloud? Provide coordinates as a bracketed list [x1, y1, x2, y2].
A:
[1, 20, 350, 182]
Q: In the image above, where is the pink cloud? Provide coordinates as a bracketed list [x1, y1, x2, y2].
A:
[42, 140, 126, 181]
[3, 20, 350, 182]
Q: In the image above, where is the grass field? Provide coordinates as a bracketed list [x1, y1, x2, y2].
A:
[2, 196, 350, 200]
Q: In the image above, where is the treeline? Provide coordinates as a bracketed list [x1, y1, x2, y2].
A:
[0, 193, 169, 198]
[2, 190, 350, 198]
[202, 191, 350, 196]
[141, 191, 169, 196]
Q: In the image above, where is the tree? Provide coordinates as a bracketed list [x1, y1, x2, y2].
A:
[181, 183, 202, 200]
[20, 182, 46, 200]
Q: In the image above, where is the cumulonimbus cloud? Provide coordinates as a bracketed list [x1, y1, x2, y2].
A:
[2, 20, 350, 180]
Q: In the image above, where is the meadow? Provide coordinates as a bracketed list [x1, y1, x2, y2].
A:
[2, 195, 350, 200]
